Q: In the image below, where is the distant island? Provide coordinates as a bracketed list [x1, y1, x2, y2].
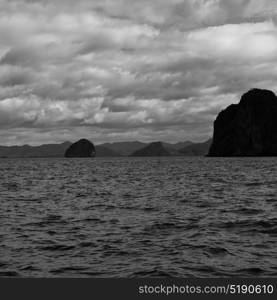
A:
[0, 139, 212, 158]
[208, 88, 277, 157]
[130, 140, 212, 157]
[64, 139, 96, 158]
[131, 142, 176, 156]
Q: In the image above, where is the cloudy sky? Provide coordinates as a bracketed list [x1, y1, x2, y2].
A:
[1, 0, 277, 145]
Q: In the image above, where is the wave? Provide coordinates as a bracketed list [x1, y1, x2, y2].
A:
[19, 266, 39, 271]
[235, 267, 264, 275]
[78, 242, 97, 248]
[130, 268, 172, 278]
[0, 271, 19, 277]
[216, 219, 277, 231]
[39, 244, 75, 251]
[237, 208, 262, 215]
[205, 246, 232, 256]
[50, 266, 89, 275]
[143, 221, 185, 233]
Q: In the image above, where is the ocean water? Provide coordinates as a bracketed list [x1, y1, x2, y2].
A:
[0, 157, 277, 278]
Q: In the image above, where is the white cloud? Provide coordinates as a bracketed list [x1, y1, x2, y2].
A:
[1, 0, 277, 144]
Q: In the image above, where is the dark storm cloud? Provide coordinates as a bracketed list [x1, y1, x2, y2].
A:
[1, 0, 277, 145]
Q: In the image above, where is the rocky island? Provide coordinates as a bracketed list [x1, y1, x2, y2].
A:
[208, 89, 277, 157]
[64, 139, 96, 158]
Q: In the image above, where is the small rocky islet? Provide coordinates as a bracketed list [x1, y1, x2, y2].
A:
[64, 139, 96, 158]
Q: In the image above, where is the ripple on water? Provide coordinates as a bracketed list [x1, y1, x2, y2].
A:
[1, 157, 277, 277]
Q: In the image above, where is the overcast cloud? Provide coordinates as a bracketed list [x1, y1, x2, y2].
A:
[1, 0, 277, 145]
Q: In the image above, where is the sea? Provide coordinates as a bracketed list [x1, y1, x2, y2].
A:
[0, 157, 277, 277]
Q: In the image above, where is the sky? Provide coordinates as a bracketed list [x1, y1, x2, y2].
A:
[1, 0, 277, 145]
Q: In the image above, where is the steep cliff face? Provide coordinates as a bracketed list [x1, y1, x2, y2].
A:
[64, 139, 95, 157]
[208, 89, 277, 157]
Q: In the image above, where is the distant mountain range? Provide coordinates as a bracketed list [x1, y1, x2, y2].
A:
[100, 141, 193, 156]
[131, 142, 174, 156]
[99, 141, 147, 156]
[0, 142, 71, 158]
[131, 140, 212, 157]
[0, 139, 211, 158]
[179, 139, 212, 156]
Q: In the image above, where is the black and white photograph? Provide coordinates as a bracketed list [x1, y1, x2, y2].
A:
[0, 0, 277, 293]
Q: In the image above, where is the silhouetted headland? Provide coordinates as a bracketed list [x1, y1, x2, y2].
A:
[64, 139, 96, 158]
[208, 88, 277, 157]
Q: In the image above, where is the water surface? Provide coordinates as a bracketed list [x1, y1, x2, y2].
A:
[0, 157, 277, 277]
